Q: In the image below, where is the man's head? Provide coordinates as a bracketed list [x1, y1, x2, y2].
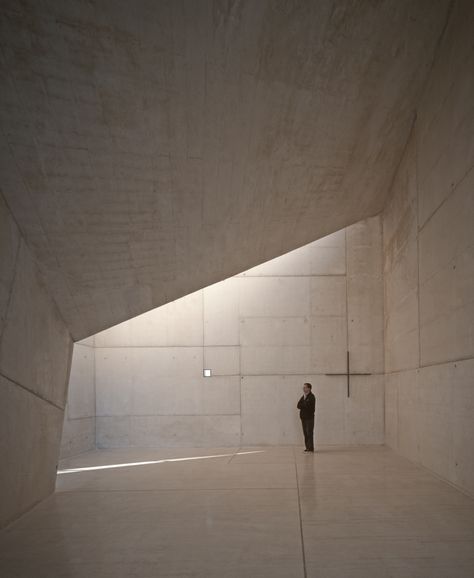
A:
[303, 382, 312, 395]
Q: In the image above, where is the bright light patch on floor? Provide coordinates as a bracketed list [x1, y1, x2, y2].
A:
[57, 450, 265, 475]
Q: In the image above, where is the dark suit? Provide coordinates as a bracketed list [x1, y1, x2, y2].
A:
[297, 392, 316, 451]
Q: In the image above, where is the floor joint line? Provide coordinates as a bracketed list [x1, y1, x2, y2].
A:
[293, 446, 308, 578]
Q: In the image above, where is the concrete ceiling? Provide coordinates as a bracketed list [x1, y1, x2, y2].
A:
[0, 0, 451, 340]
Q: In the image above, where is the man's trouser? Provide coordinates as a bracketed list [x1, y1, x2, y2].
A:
[301, 417, 314, 451]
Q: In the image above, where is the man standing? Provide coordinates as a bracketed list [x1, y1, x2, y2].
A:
[297, 383, 316, 452]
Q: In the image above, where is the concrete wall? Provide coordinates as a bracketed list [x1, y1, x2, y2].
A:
[0, 195, 73, 528]
[59, 337, 95, 459]
[383, 1, 474, 495]
[90, 216, 384, 448]
[0, 1, 451, 342]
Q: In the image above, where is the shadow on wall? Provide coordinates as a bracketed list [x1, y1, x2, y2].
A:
[61, 217, 385, 455]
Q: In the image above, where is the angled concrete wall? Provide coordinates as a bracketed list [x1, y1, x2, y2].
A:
[0, 195, 73, 528]
[89, 216, 384, 448]
[59, 337, 95, 459]
[383, 0, 474, 495]
[0, 1, 451, 342]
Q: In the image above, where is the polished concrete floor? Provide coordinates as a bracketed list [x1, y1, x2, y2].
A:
[0, 445, 473, 577]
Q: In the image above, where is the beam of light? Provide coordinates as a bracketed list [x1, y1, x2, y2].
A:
[57, 450, 265, 475]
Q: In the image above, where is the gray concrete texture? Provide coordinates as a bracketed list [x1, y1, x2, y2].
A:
[0, 0, 451, 340]
[1, 0, 473, 531]
[65, 218, 383, 450]
[60, 340, 95, 459]
[383, 0, 474, 496]
[5, 446, 473, 578]
[0, 196, 73, 528]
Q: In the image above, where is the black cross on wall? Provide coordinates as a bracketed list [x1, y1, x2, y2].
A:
[326, 351, 371, 397]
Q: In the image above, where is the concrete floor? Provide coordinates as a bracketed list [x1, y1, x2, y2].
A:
[1, 446, 473, 578]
